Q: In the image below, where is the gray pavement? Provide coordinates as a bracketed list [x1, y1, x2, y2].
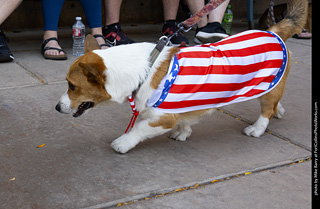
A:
[0, 23, 312, 209]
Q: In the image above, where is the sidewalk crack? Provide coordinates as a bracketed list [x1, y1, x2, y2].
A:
[83, 156, 311, 209]
[16, 61, 46, 85]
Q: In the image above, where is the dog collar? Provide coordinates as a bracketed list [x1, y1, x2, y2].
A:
[125, 37, 171, 133]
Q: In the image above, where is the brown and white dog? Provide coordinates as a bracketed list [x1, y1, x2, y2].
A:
[56, 0, 307, 154]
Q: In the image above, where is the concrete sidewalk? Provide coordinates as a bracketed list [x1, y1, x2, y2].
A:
[0, 23, 312, 209]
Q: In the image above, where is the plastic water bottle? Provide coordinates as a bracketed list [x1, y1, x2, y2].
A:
[72, 17, 85, 57]
[222, 5, 233, 35]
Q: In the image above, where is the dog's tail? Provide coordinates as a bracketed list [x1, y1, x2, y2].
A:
[268, 0, 308, 42]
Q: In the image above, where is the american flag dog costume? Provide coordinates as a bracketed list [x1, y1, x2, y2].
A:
[148, 30, 288, 113]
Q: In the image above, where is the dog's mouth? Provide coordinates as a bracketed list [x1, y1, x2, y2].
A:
[73, 102, 94, 118]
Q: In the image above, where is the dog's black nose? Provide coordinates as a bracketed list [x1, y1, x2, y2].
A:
[55, 103, 61, 112]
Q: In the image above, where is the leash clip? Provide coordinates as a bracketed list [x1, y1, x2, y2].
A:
[177, 23, 192, 33]
[156, 36, 171, 51]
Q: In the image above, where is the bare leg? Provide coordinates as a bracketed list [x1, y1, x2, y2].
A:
[104, 0, 122, 25]
[162, 0, 179, 21]
[0, 0, 22, 25]
[184, 0, 207, 28]
[208, 0, 230, 23]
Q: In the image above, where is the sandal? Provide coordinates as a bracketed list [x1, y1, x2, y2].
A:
[41, 37, 67, 60]
[93, 34, 114, 48]
[292, 29, 312, 39]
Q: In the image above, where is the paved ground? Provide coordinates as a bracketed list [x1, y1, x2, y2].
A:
[0, 22, 312, 209]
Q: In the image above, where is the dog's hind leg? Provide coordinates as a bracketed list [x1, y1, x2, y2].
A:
[274, 102, 285, 119]
[243, 50, 290, 138]
[169, 108, 215, 141]
[243, 98, 276, 137]
[169, 121, 192, 142]
[111, 114, 177, 154]
[243, 82, 286, 137]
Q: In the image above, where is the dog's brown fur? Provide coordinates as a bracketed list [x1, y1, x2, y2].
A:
[147, 0, 308, 131]
[58, 0, 308, 153]
[259, 2, 312, 33]
[151, 47, 180, 89]
[66, 37, 111, 110]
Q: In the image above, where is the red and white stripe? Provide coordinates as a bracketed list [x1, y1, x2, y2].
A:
[128, 95, 137, 112]
[148, 30, 287, 113]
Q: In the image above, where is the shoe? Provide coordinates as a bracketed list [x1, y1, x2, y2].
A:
[162, 20, 189, 46]
[194, 22, 229, 44]
[102, 23, 135, 46]
[0, 29, 14, 63]
[41, 37, 67, 60]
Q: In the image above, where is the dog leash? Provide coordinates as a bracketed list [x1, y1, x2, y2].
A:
[125, 95, 139, 133]
[149, 0, 228, 67]
[125, 0, 228, 133]
[267, 0, 276, 28]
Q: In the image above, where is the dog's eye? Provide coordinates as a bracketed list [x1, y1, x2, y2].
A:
[69, 82, 75, 91]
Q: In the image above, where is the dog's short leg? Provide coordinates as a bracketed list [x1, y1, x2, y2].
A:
[243, 114, 269, 137]
[169, 122, 192, 142]
[274, 102, 285, 119]
[243, 94, 277, 137]
[111, 114, 177, 154]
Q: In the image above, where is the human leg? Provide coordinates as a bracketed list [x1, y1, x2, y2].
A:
[162, 0, 189, 46]
[102, 0, 135, 45]
[104, 0, 122, 25]
[0, 0, 22, 62]
[79, 0, 102, 29]
[41, 0, 66, 57]
[208, 0, 230, 23]
[193, 0, 230, 43]
[162, 0, 179, 21]
[0, 0, 23, 25]
[184, 0, 207, 28]
[78, 0, 109, 49]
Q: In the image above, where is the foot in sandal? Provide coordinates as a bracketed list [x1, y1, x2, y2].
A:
[41, 37, 67, 60]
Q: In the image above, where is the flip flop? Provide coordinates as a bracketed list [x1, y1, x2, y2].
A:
[41, 37, 67, 60]
[292, 29, 312, 39]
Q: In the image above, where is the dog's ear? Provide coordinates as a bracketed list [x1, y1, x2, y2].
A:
[84, 34, 100, 53]
[79, 62, 105, 86]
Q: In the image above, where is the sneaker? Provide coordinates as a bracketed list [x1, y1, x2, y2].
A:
[162, 20, 189, 46]
[194, 22, 229, 44]
[0, 29, 14, 63]
[102, 23, 135, 46]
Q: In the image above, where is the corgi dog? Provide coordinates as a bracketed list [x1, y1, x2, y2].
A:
[56, 0, 308, 154]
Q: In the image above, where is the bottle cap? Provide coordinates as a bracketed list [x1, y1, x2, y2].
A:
[76, 17, 82, 21]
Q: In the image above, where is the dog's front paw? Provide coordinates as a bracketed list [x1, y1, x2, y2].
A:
[111, 135, 137, 154]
